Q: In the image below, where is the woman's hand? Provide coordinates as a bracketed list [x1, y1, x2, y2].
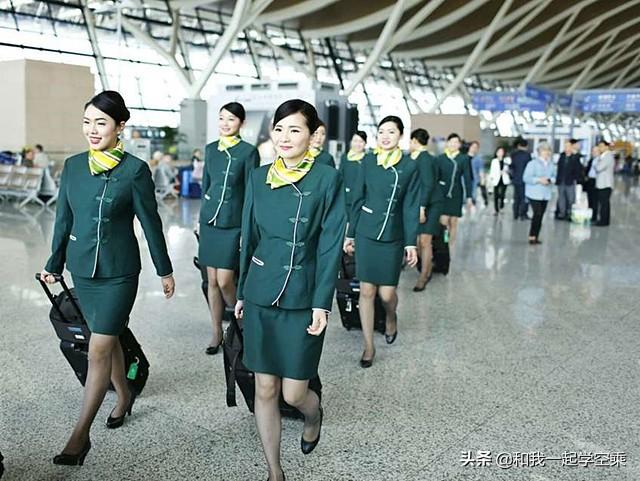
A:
[40, 269, 57, 284]
[405, 247, 418, 268]
[343, 238, 355, 255]
[161, 275, 175, 299]
[420, 207, 427, 224]
[234, 300, 244, 320]
[307, 309, 328, 336]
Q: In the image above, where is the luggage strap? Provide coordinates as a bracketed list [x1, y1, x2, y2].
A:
[225, 316, 244, 408]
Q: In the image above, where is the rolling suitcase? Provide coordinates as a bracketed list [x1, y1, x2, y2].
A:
[335, 254, 386, 334]
[222, 315, 322, 420]
[36, 274, 150, 395]
[432, 228, 450, 275]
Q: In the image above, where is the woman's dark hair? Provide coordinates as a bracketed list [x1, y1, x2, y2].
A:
[272, 99, 320, 133]
[447, 132, 461, 141]
[317, 120, 326, 129]
[410, 128, 429, 146]
[354, 130, 367, 143]
[220, 102, 246, 122]
[378, 115, 404, 134]
[84, 90, 130, 124]
[495, 146, 506, 157]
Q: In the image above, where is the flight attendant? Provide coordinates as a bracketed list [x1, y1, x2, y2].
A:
[343, 116, 420, 368]
[436, 133, 473, 246]
[198, 102, 259, 354]
[338, 130, 367, 220]
[309, 120, 336, 167]
[41, 91, 174, 465]
[410, 128, 444, 291]
[235, 99, 346, 481]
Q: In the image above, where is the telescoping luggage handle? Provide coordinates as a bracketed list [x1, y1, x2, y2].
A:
[35, 273, 84, 324]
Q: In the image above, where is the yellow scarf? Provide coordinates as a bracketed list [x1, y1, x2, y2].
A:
[266, 151, 315, 189]
[309, 146, 322, 159]
[375, 147, 403, 169]
[444, 148, 459, 160]
[410, 146, 429, 160]
[346, 150, 365, 162]
[218, 135, 241, 151]
[88, 139, 125, 176]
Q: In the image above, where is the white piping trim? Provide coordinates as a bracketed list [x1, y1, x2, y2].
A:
[377, 166, 398, 241]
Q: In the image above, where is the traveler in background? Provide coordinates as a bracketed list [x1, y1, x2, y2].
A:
[33, 144, 50, 169]
[152, 153, 178, 193]
[309, 120, 336, 167]
[468, 141, 488, 208]
[593, 140, 614, 226]
[338, 130, 367, 221]
[344, 115, 420, 367]
[584, 146, 599, 221]
[523, 142, 556, 245]
[510, 137, 531, 220]
[410, 128, 444, 291]
[555, 139, 582, 220]
[199, 102, 259, 355]
[235, 99, 345, 481]
[191, 148, 204, 182]
[40, 90, 174, 466]
[21, 147, 35, 167]
[488, 146, 511, 215]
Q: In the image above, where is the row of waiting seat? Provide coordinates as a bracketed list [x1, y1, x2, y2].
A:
[0, 165, 49, 207]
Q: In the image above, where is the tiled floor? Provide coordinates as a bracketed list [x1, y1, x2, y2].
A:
[1, 179, 639, 481]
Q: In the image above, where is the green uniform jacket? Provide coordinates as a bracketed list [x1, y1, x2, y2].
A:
[45, 152, 172, 278]
[315, 149, 336, 168]
[347, 152, 420, 246]
[199, 140, 260, 227]
[415, 151, 445, 208]
[237, 163, 346, 312]
[338, 153, 362, 214]
[435, 152, 473, 201]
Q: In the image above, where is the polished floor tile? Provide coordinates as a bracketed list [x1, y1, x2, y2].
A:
[1, 180, 639, 480]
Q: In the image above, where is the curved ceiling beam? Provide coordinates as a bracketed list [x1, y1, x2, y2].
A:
[255, 0, 341, 25]
[429, 0, 513, 113]
[300, 0, 422, 39]
[569, 31, 618, 91]
[611, 50, 640, 88]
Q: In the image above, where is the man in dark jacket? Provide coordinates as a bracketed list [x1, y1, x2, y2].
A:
[555, 138, 583, 220]
[510, 138, 532, 220]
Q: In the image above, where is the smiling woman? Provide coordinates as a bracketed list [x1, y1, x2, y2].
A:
[40, 90, 175, 467]
[235, 99, 346, 481]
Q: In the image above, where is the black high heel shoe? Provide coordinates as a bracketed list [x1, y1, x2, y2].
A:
[301, 407, 323, 455]
[106, 391, 136, 429]
[52, 440, 91, 466]
[384, 330, 398, 344]
[205, 337, 224, 355]
[359, 350, 375, 368]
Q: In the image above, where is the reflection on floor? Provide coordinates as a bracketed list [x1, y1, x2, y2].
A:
[1, 179, 639, 481]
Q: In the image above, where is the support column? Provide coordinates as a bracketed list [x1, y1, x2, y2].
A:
[179, 98, 207, 160]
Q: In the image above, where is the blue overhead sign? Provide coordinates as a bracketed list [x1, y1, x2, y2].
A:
[472, 92, 547, 112]
[524, 84, 555, 104]
[575, 89, 640, 113]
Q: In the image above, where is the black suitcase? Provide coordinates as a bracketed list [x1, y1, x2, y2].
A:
[36, 274, 150, 395]
[222, 315, 322, 420]
[335, 254, 386, 334]
[432, 228, 450, 275]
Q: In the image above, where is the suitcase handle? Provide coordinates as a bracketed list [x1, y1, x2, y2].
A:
[35, 272, 85, 324]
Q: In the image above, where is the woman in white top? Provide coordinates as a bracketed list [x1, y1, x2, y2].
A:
[489, 146, 511, 215]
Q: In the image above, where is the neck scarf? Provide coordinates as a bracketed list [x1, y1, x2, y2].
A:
[375, 147, 403, 169]
[444, 148, 459, 160]
[309, 146, 322, 158]
[88, 139, 125, 176]
[347, 150, 365, 162]
[410, 146, 429, 160]
[266, 151, 315, 189]
[218, 135, 241, 152]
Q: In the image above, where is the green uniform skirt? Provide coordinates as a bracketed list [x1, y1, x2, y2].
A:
[355, 234, 404, 286]
[71, 274, 139, 336]
[198, 224, 241, 270]
[419, 201, 444, 235]
[442, 194, 463, 217]
[243, 300, 325, 380]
